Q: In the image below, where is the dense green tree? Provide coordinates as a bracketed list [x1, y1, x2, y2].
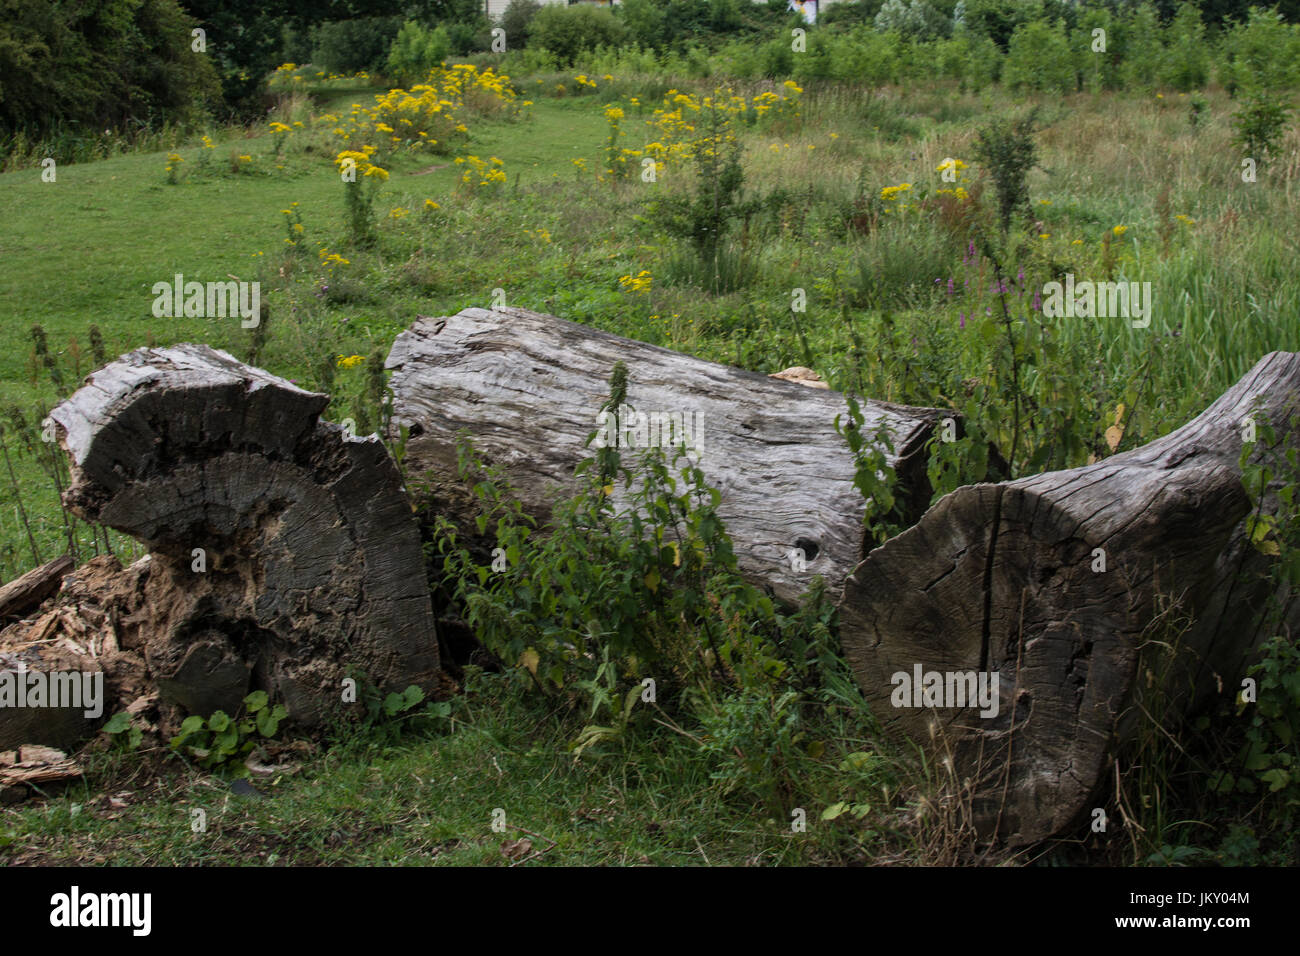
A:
[0, 0, 220, 135]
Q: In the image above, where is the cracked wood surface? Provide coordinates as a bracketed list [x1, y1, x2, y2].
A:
[50, 344, 440, 729]
[839, 351, 1300, 845]
[387, 307, 948, 605]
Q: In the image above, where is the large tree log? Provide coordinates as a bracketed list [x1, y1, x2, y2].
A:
[386, 307, 948, 605]
[839, 351, 1300, 846]
[0, 555, 74, 621]
[49, 345, 440, 729]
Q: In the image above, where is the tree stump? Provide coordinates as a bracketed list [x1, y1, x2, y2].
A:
[839, 351, 1300, 845]
[386, 307, 949, 605]
[49, 345, 440, 728]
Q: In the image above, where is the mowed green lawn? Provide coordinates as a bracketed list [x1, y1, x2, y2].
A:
[0, 94, 611, 571]
[0, 95, 609, 406]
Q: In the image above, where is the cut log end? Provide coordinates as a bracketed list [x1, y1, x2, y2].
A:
[49, 345, 440, 730]
[840, 351, 1300, 845]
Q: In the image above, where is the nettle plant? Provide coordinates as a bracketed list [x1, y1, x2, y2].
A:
[834, 394, 904, 549]
[433, 363, 831, 796]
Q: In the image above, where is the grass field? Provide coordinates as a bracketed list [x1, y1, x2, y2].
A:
[2, 65, 1298, 865]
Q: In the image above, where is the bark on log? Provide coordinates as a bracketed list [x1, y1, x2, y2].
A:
[839, 351, 1300, 846]
[49, 345, 440, 728]
[386, 307, 949, 605]
[0, 555, 74, 621]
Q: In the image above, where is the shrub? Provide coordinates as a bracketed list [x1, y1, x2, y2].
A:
[971, 109, 1040, 233]
[619, 0, 670, 50]
[500, 0, 543, 48]
[874, 0, 952, 40]
[1001, 19, 1073, 93]
[650, 106, 752, 293]
[1218, 7, 1300, 96]
[0, 0, 220, 137]
[1231, 93, 1293, 165]
[1119, 2, 1162, 91]
[1157, 4, 1210, 92]
[957, 0, 1040, 51]
[311, 17, 403, 75]
[386, 21, 451, 86]
[526, 5, 628, 65]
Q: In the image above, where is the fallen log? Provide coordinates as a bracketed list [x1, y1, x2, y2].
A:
[839, 351, 1300, 845]
[386, 307, 949, 605]
[0, 555, 74, 621]
[49, 345, 440, 729]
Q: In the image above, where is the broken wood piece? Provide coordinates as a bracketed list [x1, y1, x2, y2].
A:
[0, 555, 74, 622]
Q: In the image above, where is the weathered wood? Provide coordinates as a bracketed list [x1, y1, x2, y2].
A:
[0, 555, 74, 621]
[49, 345, 440, 729]
[0, 622, 106, 752]
[0, 746, 82, 804]
[839, 351, 1300, 846]
[386, 307, 948, 605]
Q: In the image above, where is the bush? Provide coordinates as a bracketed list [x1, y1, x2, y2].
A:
[527, 4, 628, 65]
[311, 17, 403, 75]
[619, 0, 670, 49]
[971, 109, 1040, 233]
[1001, 19, 1073, 93]
[0, 0, 220, 136]
[445, 19, 492, 56]
[386, 21, 451, 86]
[500, 0, 543, 48]
[874, 0, 952, 40]
[1232, 93, 1293, 164]
[1158, 3, 1211, 92]
[827, 28, 905, 85]
[1218, 7, 1300, 96]
[957, 0, 1041, 51]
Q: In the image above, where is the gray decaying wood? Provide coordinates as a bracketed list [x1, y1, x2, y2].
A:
[839, 351, 1300, 846]
[0, 555, 74, 621]
[386, 307, 949, 605]
[49, 345, 440, 728]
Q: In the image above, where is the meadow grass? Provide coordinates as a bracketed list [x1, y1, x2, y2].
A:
[1, 70, 1297, 864]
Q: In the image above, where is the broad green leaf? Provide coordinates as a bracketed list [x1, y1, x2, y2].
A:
[822, 802, 848, 821]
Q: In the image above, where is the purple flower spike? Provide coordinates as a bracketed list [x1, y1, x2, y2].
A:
[959, 312, 966, 329]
